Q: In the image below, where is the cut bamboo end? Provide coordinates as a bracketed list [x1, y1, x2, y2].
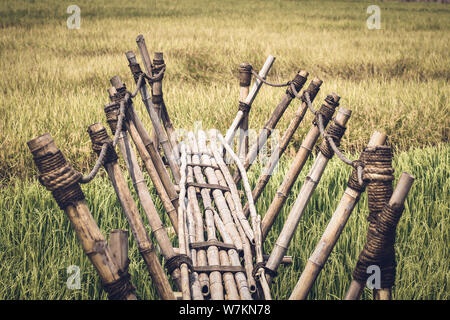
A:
[367, 130, 387, 147]
[389, 172, 415, 207]
[125, 51, 138, 64]
[27, 133, 57, 156]
[110, 75, 125, 89]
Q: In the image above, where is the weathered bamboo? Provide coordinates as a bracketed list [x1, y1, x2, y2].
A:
[27, 134, 136, 300]
[185, 146, 210, 296]
[123, 53, 178, 191]
[197, 131, 243, 252]
[136, 35, 180, 159]
[109, 230, 129, 271]
[110, 75, 181, 184]
[109, 125, 182, 289]
[208, 134, 254, 298]
[223, 55, 275, 149]
[289, 131, 387, 300]
[263, 255, 292, 265]
[261, 93, 340, 240]
[216, 131, 270, 299]
[243, 78, 323, 216]
[177, 144, 192, 300]
[264, 106, 352, 284]
[344, 172, 415, 300]
[238, 62, 252, 162]
[233, 70, 309, 184]
[87, 123, 174, 300]
[187, 132, 225, 300]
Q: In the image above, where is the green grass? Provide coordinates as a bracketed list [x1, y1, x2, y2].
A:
[0, 144, 448, 299]
[0, 0, 448, 300]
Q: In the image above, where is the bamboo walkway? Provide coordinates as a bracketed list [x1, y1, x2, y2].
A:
[27, 35, 415, 300]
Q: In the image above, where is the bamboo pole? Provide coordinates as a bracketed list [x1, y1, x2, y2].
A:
[136, 35, 180, 160]
[27, 134, 136, 300]
[107, 83, 179, 212]
[261, 94, 340, 241]
[344, 172, 415, 300]
[107, 122, 182, 289]
[123, 53, 178, 190]
[87, 123, 175, 300]
[178, 144, 203, 300]
[289, 131, 387, 300]
[109, 230, 129, 271]
[233, 70, 309, 184]
[109, 75, 181, 184]
[264, 106, 352, 284]
[187, 132, 225, 300]
[243, 78, 323, 216]
[223, 55, 276, 149]
[238, 62, 252, 162]
[186, 146, 210, 297]
[197, 131, 243, 252]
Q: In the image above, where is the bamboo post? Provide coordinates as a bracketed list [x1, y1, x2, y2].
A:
[238, 63, 252, 162]
[233, 70, 309, 184]
[187, 132, 225, 300]
[87, 123, 175, 300]
[223, 55, 275, 149]
[109, 230, 129, 271]
[289, 131, 387, 300]
[27, 134, 136, 300]
[104, 95, 179, 234]
[136, 35, 180, 159]
[243, 78, 323, 216]
[261, 93, 340, 240]
[104, 110, 182, 289]
[264, 105, 352, 284]
[344, 172, 414, 300]
[110, 75, 181, 184]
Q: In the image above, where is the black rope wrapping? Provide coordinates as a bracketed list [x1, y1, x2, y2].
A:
[252, 262, 278, 280]
[313, 95, 339, 127]
[239, 63, 252, 87]
[129, 62, 144, 83]
[318, 121, 347, 159]
[165, 254, 193, 275]
[102, 267, 136, 300]
[88, 126, 118, 165]
[34, 150, 84, 209]
[104, 101, 122, 135]
[239, 101, 251, 113]
[352, 145, 399, 288]
[347, 159, 366, 192]
[286, 72, 308, 98]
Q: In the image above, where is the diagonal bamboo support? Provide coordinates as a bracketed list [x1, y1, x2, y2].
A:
[261, 93, 340, 241]
[289, 130, 387, 300]
[264, 105, 352, 284]
[243, 78, 323, 216]
[27, 134, 137, 300]
[233, 70, 309, 184]
[87, 123, 175, 300]
[238, 63, 252, 162]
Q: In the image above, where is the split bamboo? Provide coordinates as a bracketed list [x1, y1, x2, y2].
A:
[289, 130, 387, 300]
[87, 123, 174, 300]
[27, 134, 136, 300]
[187, 132, 225, 300]
[243, 78, 323, 216]
[261, 93, 340, 241]
[233, 70, 309, 184]
[264, 106, 352, 284]
[344, 172, 415, 300]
